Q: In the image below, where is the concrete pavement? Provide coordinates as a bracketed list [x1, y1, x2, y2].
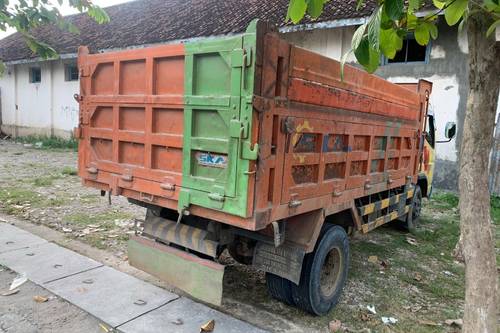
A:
[0, 222, 267, 333]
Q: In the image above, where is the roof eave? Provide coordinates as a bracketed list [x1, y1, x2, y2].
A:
[279, 8, 440, 33]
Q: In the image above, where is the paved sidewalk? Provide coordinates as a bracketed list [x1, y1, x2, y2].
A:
[0, 223, 266, 333]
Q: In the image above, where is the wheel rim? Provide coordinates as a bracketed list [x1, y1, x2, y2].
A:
[319, 247, 342, 298]
[412, 193, 422, 220]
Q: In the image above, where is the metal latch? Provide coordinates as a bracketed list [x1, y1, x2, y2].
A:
[160, 183, 175, 191]
[229, 119, 249, 139]
[208, 185, 225, 209]
[208, 193, 225, 202]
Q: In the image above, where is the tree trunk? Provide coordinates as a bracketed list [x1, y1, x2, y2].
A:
[459, 7, 500, 333]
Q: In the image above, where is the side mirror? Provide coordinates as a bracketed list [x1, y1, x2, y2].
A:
[444, 122, 456, 140]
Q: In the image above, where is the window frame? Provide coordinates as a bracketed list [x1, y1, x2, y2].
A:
[382, 34, 432, 65]
[29, 67, 42, 83]
[64, 63, 79, 82]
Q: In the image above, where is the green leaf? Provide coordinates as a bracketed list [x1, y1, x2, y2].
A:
[408, 0, 421, 12]
[428, 22, 438, 39]
[484, 0, 500, 13]
[444, 0, 467, 26]
[407, 13, 418, 30]
[352, 23, 367, 50]
[307, 0, 325, 18]
[380, 28, 403, 58]
[287, 0, 307, 23]
[432, 0, 446, 9]
[87, 6, 110, 24]
[354, 37, 380, 73]
[0, 60, 5, 77]
[384, 0, 404, 20]
[356, 0, 365, 10]
[415, 23, 430, 45]
[486, 19, 500, 37]
[354, 37, 370, 65]
[340, 49, 353, 81]
[367, 7, 382, 50]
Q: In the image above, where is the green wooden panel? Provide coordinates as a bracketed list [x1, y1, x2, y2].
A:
[179, 20, 259, 217]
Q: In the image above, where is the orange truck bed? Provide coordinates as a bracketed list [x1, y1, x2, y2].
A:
[76, 20, 430, 233]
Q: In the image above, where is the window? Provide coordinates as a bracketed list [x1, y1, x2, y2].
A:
[29, 67, 41, 83]
[65, 64, 79, 81]
[383, 36, 429, 64]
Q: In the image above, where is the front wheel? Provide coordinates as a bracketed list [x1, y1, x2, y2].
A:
[291, 225, 349, 315]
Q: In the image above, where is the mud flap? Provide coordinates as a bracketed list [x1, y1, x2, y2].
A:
[252, 242, 305, 285]
[128, 236, 224, 306]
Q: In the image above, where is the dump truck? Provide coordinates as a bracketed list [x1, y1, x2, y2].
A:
[75, 20, 456, 315]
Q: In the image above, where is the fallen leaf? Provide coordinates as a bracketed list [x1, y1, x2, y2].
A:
[443, 270, 454, 277]
[381, 316, 398, 325]
[328, 319, 342, 332]
[360, 312, 371, 322]
[414, 272, 422, 281]
[444, 319, 463, 327]
[99, 323, 110, 332]
[200, 319, 215, 332]
[10, 273, 27, 290]
[62, 227, 72, 233]
[171, 318, 183, 326]
[366, 305, 376, 314]
[33, 295, 48, 303]
[380, 260, 389, 269]
[367, 256, 378, 264]
[1, 289, 19, 296]
[406, 237, 418, 246]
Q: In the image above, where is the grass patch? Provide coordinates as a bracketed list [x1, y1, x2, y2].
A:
[32, 176, 58, 187]
[0, 188, 42, 207]
[0, 187, 66, 214]
[61, 166, 78, 176]
[491, 195, 500, 224]
[15, 135, 78, 151]
[429, 191, 459, 209]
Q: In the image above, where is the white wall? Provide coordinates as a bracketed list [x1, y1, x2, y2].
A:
[284, 26, 356, 62]
[0, 59, 79, 138]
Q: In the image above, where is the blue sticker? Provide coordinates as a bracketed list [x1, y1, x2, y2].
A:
[196, 152, 228, 168]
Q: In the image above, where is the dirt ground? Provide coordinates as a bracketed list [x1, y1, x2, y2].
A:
[1, 139, 496, 332]
[0, 265, 102, 333]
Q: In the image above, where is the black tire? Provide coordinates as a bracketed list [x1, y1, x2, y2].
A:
[291, 225, 349, 315]
[401, 185, 422, 231]
[265, 273, 295, 306]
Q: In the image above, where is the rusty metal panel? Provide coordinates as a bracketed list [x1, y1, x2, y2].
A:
[128, 236, 224, 306]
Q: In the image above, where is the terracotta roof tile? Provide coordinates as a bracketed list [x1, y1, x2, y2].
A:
[0, 0, 432, 62]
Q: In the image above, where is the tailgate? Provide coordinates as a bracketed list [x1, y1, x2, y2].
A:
[77, 22, 259, 218]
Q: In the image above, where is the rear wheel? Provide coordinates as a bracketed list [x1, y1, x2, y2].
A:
[265, 273, 295, 306]
[401, 185, 422, 231]
[291, 225, 349, 315]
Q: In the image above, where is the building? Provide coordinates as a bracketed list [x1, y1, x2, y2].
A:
[0, 0, 498, 191]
